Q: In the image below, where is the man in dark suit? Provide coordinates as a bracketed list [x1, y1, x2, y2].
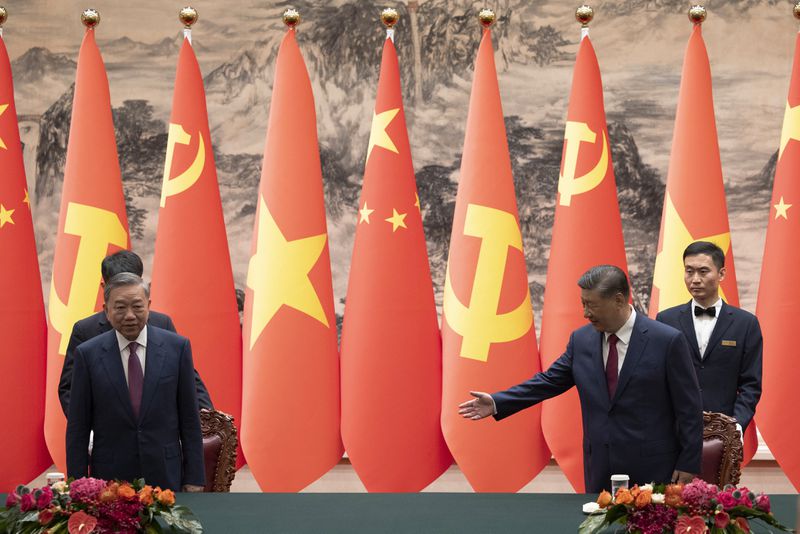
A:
[459, 265, 703, 493]
[66, 273, 205, 491]
[58, 251, 213, 415]
[655, 241, 762, 438]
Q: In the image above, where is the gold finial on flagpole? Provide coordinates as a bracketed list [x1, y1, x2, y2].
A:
[283, 8, 301, 29]
[381, 7, 399, 41]
[0, 7, 8, 29]
[688, 5, 706, 25]
[179, 6, 198, 28]
[81, 8, 100, 29]
[576, 5, 594, 28]
[478, 8, 495, 29]
[793, 1, 800, 21]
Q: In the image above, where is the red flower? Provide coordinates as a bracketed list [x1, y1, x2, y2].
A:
[5, 493, 18, 507]
[734, 517, 750, 533]
[714, 510, 730, 529]
[675, 515, 708, 533]
[717, 491, 737, 510]
[68, 511, 98, 534]
[38, 508, 55, 525]
[36, 486, 54, 509]
[19, 493, 33, 512]
[755, 493, 771, 513]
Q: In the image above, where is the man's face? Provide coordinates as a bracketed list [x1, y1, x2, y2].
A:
[683, 253, 725, 304]
[581, 288, 627, 333]
[104, 284, 150, 341]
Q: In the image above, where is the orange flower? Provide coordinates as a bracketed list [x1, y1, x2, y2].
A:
[615, 488, 634, 505]
[157, 488, 175, 506]
[139, 485, 154, 506]
[117, 484, 135, 499]
[99, 482, 119, 503]
[629, 484, 641, 498]
[596, 490, 613, 508]
[665, 483, 684, 496]
[665, 492, 684, 507]
[634, 489, 652, 509]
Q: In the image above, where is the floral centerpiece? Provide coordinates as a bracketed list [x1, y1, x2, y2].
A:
[0, 477, 202, 534]
[579, 478, 791, 534]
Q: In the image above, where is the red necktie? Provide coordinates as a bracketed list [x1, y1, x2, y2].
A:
[606, 334, 619, 399]
[128, 341, 144, 420]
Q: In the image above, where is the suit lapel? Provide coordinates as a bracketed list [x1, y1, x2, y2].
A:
[678, 301, 701, 361]
[138, 326, 165, 423]
[705, 301, 734, 359]
[591, 330, 610, 407]
[98, 331, 136, 425]
[612, 314, 648, 405]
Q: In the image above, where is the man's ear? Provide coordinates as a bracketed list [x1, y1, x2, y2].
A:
[718, 266, 726, 282]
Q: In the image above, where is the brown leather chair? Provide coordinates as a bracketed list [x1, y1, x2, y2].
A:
[699, 411, 743, 487]
[200, 408, 238, 492]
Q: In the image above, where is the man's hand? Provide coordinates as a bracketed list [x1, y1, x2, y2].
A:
[458, 391, 495, 420]
[182, 484, 205, 493]
[671, 470, 695, 484]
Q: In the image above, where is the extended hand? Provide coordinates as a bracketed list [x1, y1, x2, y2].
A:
[182, 484, 205, 493]
[458, 391, 495, 420]
[671, 470, 695, 484]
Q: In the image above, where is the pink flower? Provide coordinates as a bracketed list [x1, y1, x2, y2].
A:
[38, 508, 55, 525]
[755, 493, 771, 513]
[716, 491, 737, 510]
[68, 510, 97, 534]
[68, 477, 106, 503]
[714, 510, 730, 529]
[675, 515, 708, 533]
[734, 516, 751, 533]
[19, 493, 34, 512]
[36, 486, 54, 509]
[5, 492, 19, 507]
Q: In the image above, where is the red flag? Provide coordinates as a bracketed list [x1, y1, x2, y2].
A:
[44, 28, 130, 472]
[539, 34, 628, 493]
[340, 36, 452, 492]
[440, 28, 549, 492]
[150, 37, 243, 467]
[240, 28, 342, 491]
[755, 33, 800, 490]
[648, 24, 757, 462]
[0, 32, 51, 490]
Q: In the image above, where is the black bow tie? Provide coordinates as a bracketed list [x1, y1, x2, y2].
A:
[694, 306, 716, 318]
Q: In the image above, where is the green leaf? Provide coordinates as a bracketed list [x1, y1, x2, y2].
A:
[578, 513, 608, 534]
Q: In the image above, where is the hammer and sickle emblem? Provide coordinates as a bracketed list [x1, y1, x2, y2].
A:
[443, 204, 533, 362]
[558, 121, 609, 207]
[160, 123, 205, 207]
[49, 202, 129, 355]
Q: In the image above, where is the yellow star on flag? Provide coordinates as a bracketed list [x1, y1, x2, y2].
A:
[779, 101, 800, 160]
[0, 104, 8, 150]
[366, 108, 400, 162]
[359, 201, 374, 224]
[414, 192, 420, 211]
[652, 192, 731, 312]
[385, 208, 407, 232]
[774, 196, 792, 220]
[246, 196, 329, 349]
[0, 204, 15, 228]
[23, 189, 30, 207]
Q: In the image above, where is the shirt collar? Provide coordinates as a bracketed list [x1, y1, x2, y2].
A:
[692, 298, 723, 313]
[605, 306, 636, 345]
[115, 325, 148, 353]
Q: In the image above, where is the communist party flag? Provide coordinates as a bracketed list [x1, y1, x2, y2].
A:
[340, 34, 452, 491]
[539, 33, 628, 493]
[240, 26, 342, 491]
[0, 30, 51, 490]
[150, 36, 243, 467]
[440, 26, 549, 492]
[648, 22, 757, 462]
[755, 32, 800, 490]
[44, 27, 130, 471]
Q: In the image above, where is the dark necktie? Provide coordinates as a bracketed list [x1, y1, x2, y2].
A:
[694, 305, 716, 318]
[128, 341, 144, 420]
[606, 333, 619, 399]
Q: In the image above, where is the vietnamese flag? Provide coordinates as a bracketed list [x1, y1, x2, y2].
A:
[648, 23, 757, 462]
[150, 36, 243, 467]
[240, 27, 342, 491]
[440, 27, 549, 492]
[340, 34, 452, 492]
[44, 28, 130, 472]
[0, 30, 51, 490]
[539, 33, 628, 493]
[755, 32, 800, 490]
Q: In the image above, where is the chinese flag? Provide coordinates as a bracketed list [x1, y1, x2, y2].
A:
[440, 28, 549, 492]
[0, 31, 51, 490]
[44, 28, 130, 471]
[755, 33, 800, 490]
[240, 28, 342, 491]
[150, 37, 243, 467]
[648, 24, 757, 463]
[539, 34, 628, 493]
[340, 35, 452, 492]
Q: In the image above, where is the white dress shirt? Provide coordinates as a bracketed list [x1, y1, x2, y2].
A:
[692, 298, 722, 358]
[603, 307, 636, 374]
[116, 327, 148, 385]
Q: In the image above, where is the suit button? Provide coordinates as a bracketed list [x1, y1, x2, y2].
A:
[700, 366, 704, 370]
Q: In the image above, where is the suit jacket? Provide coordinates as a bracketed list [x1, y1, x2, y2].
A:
[656, 300, 762, 431]
[492, 313, 703, 493]
[59, 310, 213, 415]
[66, 326, 205, 490]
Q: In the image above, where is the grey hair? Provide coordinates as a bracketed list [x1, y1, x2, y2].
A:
[577, 265, 630, 300]
[104, 272, 149, 302]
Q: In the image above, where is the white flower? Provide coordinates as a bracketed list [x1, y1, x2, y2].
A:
[639, 484, 654, 492]
[51, 481, 68, 493]
[582, 502, 600, 514]
[651, 493, 665, 504]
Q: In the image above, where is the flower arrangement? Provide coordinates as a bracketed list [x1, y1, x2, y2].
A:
[0, 477, 202, 534]
[579, 478, 791, 534]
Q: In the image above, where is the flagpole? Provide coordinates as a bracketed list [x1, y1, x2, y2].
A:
[179, 6, 198, 44]
[0, 6, 7, 38]
[576, 4, 593, 40]
[381, 7, 398, 42]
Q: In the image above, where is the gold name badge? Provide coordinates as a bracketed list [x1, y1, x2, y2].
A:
[721, 340, 737, 347]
